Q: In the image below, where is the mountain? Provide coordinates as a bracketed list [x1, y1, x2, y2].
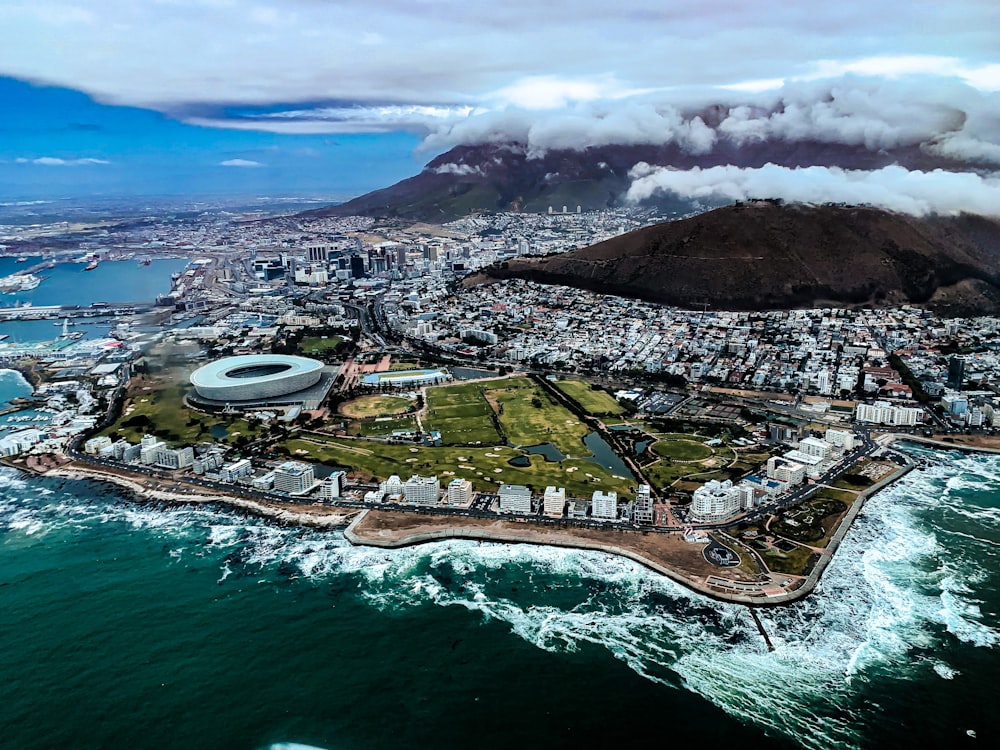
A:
[465, 202, 1000, 315]
[303, 141, 983, 223]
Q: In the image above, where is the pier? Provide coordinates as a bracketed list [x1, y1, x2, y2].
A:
[0, 302, 146, 322]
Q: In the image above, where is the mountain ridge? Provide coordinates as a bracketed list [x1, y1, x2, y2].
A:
[302, 140, 985, 223]
[464, 202, 1000, 315]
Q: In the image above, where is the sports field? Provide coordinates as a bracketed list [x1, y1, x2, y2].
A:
[490, 380, 589, 455]
[650, 439, 714, 461]
[299, 336, 343, 355]
[553, 378, 625, 416]
[423, 378, 506, 445]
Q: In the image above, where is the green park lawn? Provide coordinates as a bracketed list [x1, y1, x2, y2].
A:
[554, 378, 625, 416]
[423, 378, 506, 445]
[345, 416, 418, 437]
[98, 375, 265, 447]
[489, 379, 590, 455]
[299, 336, 343, 355]
[650, 439, 714, 461]
[281, 434, 634, 498]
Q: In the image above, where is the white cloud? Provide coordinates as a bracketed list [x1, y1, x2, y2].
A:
[218, 158, 263, 167]
[0, 1, 995, 111]
[431, 163, 483, 176]
[626, 162, 1000, 217]
[418, 76, 1000, 165]
[15, 156, 110, 166]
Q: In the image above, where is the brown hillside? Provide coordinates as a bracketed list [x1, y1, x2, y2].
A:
[468, 202, 1000, 314]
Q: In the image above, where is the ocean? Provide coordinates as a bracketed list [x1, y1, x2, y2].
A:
[0, 257, 189, 312]
[0, 443, 996, 750]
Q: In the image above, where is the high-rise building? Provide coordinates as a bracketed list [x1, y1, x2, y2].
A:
[947, 357, 965, 390]
[691, 480, 742, 523]
[273, 461, 315, 494]
[633, 484, 653, 524]
[319, 471, 346, 500]
[378, 474, 404, 499]
[543, 486, 566, 517]
[824, 428, 856, 451]
[219, 458, 253, 483]
[797, 437, 832, 460]
[447, 478, 473, 506]
[591, 490, 618, 520]
[499, 484, 532, 514]
[349, 255, 366, 278]
[154, 446, 194, 470]
[403, 474, 440, 504]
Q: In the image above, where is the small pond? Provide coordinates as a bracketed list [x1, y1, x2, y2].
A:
[525, 443, 566, 462]
[583, 431, 634, 479]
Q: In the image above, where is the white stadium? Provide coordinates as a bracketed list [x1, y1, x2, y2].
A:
[190, 354, 325, 403]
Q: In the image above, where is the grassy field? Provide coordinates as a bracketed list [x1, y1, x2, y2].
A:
[644, 461, 691, 492]
[489, 379, 590, 455]
[423, 378, 505, 445]
[759, 545, 816, 576]
[389, 360, 423, 371]
[340, 395, 412, 419]
[553, 378, 625, 416]
[97, 373, 265, 447]
[345, 416, 418, 437]
[299, 336, 343, 355]
[650, 439, 714, 461]
[281, 434, 634, 498]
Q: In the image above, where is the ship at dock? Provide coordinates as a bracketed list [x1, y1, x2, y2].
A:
[0, 273, 42, 293]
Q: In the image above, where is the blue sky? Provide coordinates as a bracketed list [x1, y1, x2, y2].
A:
[0, 77, 423, 199]
[0, 1, 997, 203]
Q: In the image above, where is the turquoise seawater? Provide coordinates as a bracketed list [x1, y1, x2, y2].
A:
[1, 444, 997, 749]
[0, 258, 188, 309]
[0, 368, 33, 407]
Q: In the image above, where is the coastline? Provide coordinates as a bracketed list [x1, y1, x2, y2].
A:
[1, 442, 921, 606]
[35, 461, 361, 529]
[343, 456, 915, 607]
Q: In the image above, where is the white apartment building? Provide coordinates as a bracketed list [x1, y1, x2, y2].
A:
[591, 490, 618, 520]
[797, 437, 833, 460]
[856, 400, 922, 426]
[691, 479, 742, 523]
[499, 484, 532, 514]
[633, 484, 653, 524]
[825, 428, 856, 451]
[140, 440, 166, 465]
[252, 471, 275, 490]
[154, 446, 194, 470]
[84, 436, 112, 454]
[447, 478, 473, 506]
[319, 471, 346, 500]
[543, 486, 566, 517]
[379, 474, 405, 500]
[273, 461, 315, 494]
[219, 458, 253, 483]
[766, 456, 806, 485]
[403, 474, 440, 505]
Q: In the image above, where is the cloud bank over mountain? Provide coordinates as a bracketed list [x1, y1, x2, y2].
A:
[626, 163, 1000, 217]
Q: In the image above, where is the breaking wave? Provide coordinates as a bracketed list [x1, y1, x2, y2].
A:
[1, 447, 998, 748]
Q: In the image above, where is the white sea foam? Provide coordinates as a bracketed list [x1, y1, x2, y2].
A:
[932, 661, 960, 680]
[3, 450, 999, 748]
